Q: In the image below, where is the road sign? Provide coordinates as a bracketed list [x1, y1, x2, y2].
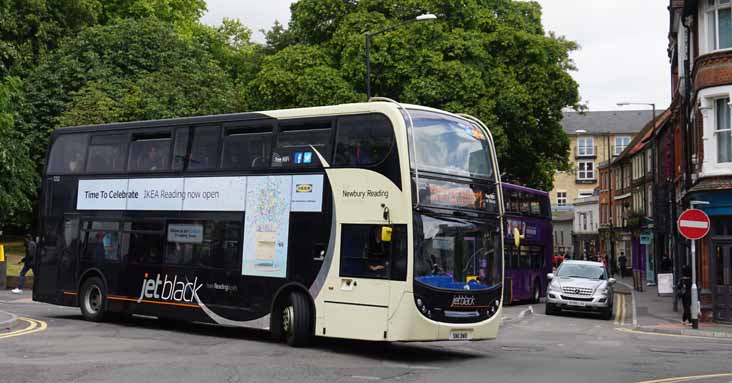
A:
[639, 234, 652, 245]
[677, 209, 711, 240]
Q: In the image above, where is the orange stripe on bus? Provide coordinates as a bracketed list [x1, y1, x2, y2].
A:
[63, 291, 78, 295]
[107, 295, 200, 309]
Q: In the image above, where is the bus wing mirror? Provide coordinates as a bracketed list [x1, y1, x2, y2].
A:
[547, 273, 554, 280]
[381, 226, 392, 242]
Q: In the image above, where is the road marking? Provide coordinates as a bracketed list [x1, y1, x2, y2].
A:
[351, 376, 381, 381]
[616, 280, 638, 327]
[614, 294, 626, 326]
[616, 327, 732, 341]
[0, 317, 47, 339]
[636, 372, 732, 383]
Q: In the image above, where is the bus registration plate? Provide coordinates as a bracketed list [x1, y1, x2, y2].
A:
[449, 330, 472, 341]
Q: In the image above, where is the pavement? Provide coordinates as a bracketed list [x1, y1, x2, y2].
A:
[614, 276, 732, 339]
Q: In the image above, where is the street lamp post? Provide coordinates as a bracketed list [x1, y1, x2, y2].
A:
[365, 13, 437, 99]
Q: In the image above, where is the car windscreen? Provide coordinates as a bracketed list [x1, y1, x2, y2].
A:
[556, 264, 606, 280]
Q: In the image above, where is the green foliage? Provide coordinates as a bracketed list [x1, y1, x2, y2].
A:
[248, 44, 360, 110]
[260, 0, 580, 189]
[0, 0, 101, 76]
[99, 0, 206, 25]
[20, 18, 247, 161]
[0, 76, 36, 226]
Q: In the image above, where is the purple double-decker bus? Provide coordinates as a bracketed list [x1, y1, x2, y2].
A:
[502, 183, 553, 304]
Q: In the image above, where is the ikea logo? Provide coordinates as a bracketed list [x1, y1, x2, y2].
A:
[295, 184, 313, 193]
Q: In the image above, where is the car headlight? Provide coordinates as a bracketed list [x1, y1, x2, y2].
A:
[548, 281, 561, 292]
[595, 287, 608, 295]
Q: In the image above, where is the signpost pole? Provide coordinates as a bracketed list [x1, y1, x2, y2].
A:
[685, 201, 710, 330]
[690, 235, 699, 329]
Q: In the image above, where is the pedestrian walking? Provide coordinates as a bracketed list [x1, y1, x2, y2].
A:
[660, 254, 673, 273]
[678, 265, 692, 325]
[618, 252, 627, 278]
[11, 234, 36, 294]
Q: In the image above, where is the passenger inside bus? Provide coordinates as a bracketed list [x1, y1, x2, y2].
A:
[137, 143, 168, 170]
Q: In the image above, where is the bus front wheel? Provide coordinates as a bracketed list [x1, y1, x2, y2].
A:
[80, 277, 107, 322]
[282, 291, 312, 347]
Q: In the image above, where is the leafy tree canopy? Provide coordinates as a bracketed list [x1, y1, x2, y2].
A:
[20, 17, 251, 162]
[0, 76, 36, 226]
[259, 0, 580, 189]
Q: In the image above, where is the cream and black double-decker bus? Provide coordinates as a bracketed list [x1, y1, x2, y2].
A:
[34, 100, 504, 346]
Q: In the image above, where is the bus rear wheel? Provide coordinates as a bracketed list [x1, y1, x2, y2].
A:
[80, 277, 107, 322]
[281, 291, 312, 347]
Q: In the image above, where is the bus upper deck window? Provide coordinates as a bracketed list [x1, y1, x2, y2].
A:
[334, 114, 393, 166]
[128, 132, 171, 172]
[47, 134, 88, 174]
[222, 126, 272, 170]
[274, 121, 332, 167]
[86, 134, 128, 173]
[188, 126, 220, 171]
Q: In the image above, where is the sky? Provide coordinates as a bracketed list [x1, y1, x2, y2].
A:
[201, 0, 671, 112]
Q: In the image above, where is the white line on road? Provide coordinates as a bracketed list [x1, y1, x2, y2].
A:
[351, 376, 381, 381]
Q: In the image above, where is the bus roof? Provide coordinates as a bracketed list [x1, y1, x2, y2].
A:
[49, 102, 479, 137]
[502, 182, 549, 196]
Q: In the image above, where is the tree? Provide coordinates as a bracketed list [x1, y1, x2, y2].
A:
[261, 0, 580, 190]
[0, 0, 101, 76]
[20, 18, 248, 164]
[248, 44, 360, 110]
[0, 76, 36, 227]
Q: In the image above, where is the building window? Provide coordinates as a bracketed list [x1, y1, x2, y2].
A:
[557, 191, 567, 206]
[615, 136, 631, 156]
[577, 161, 595, 180]
[716, 98, 732, 163]
[706, 0, 732, 51]
[578, 190, 593, 198]
[577, 137, 594, 156]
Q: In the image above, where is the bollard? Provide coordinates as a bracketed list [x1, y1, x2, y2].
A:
[0, 244, 5, 290]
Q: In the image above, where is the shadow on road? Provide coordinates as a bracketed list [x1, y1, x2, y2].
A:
[46, 313, 486, 363]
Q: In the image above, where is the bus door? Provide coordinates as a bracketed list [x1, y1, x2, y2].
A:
[35, 178, 70, 301]
[35, 215, 61, 301]
[57, 214, 81, 292]
[321, 224, 393, 340]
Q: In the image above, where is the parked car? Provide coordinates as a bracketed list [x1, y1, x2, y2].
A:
[545, 260, 615, 320]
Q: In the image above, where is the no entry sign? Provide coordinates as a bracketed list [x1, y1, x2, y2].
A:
[677, 209, 711, 240]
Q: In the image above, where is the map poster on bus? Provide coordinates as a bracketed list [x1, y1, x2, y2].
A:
[242, 176, 292, 278]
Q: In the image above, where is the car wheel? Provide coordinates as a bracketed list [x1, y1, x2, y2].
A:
[282, 291, 312, 347]
[80, 277, 107, 322]
[545, 303, 558, 316]
[530, 280, 541, 304]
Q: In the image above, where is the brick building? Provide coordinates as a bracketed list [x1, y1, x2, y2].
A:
[668, 0, 732, 322]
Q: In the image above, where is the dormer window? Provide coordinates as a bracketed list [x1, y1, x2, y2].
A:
[706, 0, 732, 51]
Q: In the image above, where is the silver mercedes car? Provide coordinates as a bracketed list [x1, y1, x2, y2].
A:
[545, 260, 615, 320]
